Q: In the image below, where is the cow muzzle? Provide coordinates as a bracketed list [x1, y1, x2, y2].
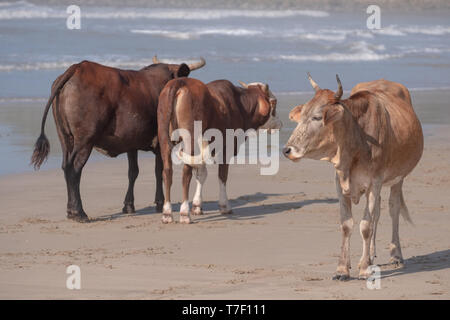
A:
[283, 145, 303, 161]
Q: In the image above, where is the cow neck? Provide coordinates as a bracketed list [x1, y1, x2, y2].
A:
[329, 101, 371, 196]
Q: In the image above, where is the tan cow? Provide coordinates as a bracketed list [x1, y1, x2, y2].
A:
[283, 74, 423, 280]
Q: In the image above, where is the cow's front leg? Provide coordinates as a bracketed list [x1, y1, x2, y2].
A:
[358, 182, 381, 279]
[123, 150, 138, 213]
[333, 173, 353, 281]
[192, 164, 207, 215]
[179, 164, 193, 224]
[218, 164, 232, 214]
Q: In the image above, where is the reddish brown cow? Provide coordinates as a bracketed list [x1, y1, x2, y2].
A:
[283, 74, 423, 280]
[31, 56, 205, 222]
[157, 78, 281, 224]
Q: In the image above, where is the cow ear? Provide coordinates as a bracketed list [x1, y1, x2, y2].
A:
[289, 104, 303, 122]
[177, 63, 190, 78]
[323, 104, 344, 125]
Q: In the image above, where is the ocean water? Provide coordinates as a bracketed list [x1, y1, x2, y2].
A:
[0, 1, 449, 175]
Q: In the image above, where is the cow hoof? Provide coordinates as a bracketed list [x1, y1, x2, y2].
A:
[191, 205, 203, 215]
[122, 204, 135, 214]
[219, 206, 232, 215]
[67, 212, 90, 223]
[161, 214, 173, 224]
[179, 214, 192, 224]
[155, 202, 164, 213]
[389, 257, 404, 268]
[358, 274, 369, 280]
[332, 274, 350, 281]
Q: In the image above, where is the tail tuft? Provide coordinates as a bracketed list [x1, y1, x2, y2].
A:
[31, 133, 50, 170]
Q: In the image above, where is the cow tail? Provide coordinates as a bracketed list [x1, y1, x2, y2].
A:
[399, 191, 414, 225]
[158, 83, 181, 154]
[31, 63, 79, 170]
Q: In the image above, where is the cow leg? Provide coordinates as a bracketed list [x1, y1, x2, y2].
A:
[333, 173, 353, 281]
[179, 164, 193, 224]
[218, 164, 232, 214]
[192, 164, 207, 215]
[64, 145, 93, 222]
[122, 150, 138, 213]
[358, 181, 382, 279]
[154, 147, 165, 213]
[370, 194, 381, 263]
[161, 144, 173, 224]
[389, 179, 405, 266]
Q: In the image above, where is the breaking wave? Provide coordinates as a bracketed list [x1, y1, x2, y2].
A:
[131, 28, 262, 40]
[0, 1, 329, 20]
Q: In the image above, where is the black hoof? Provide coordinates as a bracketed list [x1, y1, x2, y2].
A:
[122, 204, 135, 214]
[67, 212, 90, 223]
[332, 274, 350, 281]
[155, 202, 164, 213]
[390, 258, 404, 268]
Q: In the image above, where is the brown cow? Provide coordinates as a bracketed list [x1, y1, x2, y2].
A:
[30, 56, 205, 222]
[283, 74, 423, 280]
[157, 78, 281, 224]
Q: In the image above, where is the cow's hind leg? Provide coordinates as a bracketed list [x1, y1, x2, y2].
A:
[358, 181, 381, 279]
[192, 164, 207, 215]
[179, 164, 193, 224]
[161, 143, 173, 223]
[64, 144, 93, 222]
[154, 147, 165, 213]
[218, 164, 232, 214]
[122, 150, 138, 213]
[333, 173, 353, 281]
[389, 179, 405, 267]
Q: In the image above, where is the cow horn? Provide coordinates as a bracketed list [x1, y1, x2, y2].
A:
[335, 74, 343, 100]
[238, 81, 248, 88]
[152, 55, 160, 64]
[188, 57, 206, 71]
[307, 72, 320, 92]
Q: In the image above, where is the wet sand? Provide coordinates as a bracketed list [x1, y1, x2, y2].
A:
[0, 123, 449, 299]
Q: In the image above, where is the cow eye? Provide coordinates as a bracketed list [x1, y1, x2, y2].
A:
[312, 116, 323, 121]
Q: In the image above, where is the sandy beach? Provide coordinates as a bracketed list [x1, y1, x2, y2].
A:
[0, 123, 449, 299]
[1, 0, 449, 300]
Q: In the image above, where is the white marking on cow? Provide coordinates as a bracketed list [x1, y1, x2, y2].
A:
[163, 201, 172, 214]
[192, 165, 207, 214]
[219, 181, 231, 214]
[180, 200, 190, 214]
[179, 200, 191, 224]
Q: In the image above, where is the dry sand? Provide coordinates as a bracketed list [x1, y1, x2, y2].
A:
[0, 126, 449, 299]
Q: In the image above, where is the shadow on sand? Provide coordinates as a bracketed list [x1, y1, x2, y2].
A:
[379, 249, 450, 279]
[90, 192, 338, 222]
